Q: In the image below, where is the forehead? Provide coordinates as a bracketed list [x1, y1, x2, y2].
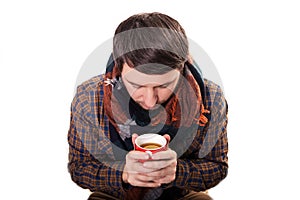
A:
[121, 63, 180, 85]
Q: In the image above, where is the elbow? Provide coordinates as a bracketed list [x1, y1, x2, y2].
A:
[205, 163, 228, 190]
[68, 162, 80, 185]
[67, 161, 90, 190]
[215, 163, 228, 186]
[220, 164, 228, 181]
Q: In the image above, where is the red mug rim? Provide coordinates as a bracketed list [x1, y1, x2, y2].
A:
[135, 133, 167, 150]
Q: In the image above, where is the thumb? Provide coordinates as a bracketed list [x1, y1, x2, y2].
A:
[131, 133, 138, 145]
[163, 134, 171, 143]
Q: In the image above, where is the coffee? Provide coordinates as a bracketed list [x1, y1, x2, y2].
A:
[135, 133, 167, 153]
[140, 143, 162, 149]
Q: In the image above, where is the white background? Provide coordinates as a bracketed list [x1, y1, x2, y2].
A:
[1, 0, 300, 199]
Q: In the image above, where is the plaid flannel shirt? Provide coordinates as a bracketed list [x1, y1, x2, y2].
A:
[68, 75, 228, 200]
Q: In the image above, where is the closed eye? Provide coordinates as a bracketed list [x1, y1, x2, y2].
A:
[131, 84, 142, 89]
[127, 80, 173, 89]
[157, 84, 169, 88]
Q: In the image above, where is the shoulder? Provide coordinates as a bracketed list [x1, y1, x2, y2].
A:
[204, 79, 223, 98]
[75, 75, 105, 94]
[204, 79, 228, 114]
[71, 75, 105, 121]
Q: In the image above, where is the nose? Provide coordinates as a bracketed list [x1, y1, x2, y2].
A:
[143, 88, 157, 109]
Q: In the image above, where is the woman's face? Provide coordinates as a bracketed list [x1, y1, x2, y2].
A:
[121, 62, 180, 110]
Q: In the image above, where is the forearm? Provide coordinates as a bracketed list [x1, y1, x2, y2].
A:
[68, 114, 126, 192]
[172, 158, 228, 191]
[68, 150, 125, 191]
[170, 122, 229, 191]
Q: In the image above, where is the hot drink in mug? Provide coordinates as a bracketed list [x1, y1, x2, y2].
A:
[134, 133, 168, 156]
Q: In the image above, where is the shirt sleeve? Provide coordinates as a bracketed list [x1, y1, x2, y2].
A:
[168, 83, 229, 191]
[67, 82, 126, 194]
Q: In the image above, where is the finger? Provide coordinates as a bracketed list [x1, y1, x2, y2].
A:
[131, 133, 138, 145]
[127, 177, 161, 187]
[126, 162, 147, 173]
[126, 151, 149, 160]
[143, 159, 177, 170]
[157, 174, 176, 184]
[135, 173, 162, 182]
[151, 149, 177, 160]
[142, 165, 176, 177]
[163, 134, 171, 143]
[128, 163, 156, 173]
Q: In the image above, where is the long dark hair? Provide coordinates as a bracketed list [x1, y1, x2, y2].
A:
[113, 12, 189, 74]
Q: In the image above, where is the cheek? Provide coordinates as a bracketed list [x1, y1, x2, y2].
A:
[123, 81, 138, 97]
[127, 88, 142, 101]
[130, 90, 140, 100]
[157, 89, 174, 101]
